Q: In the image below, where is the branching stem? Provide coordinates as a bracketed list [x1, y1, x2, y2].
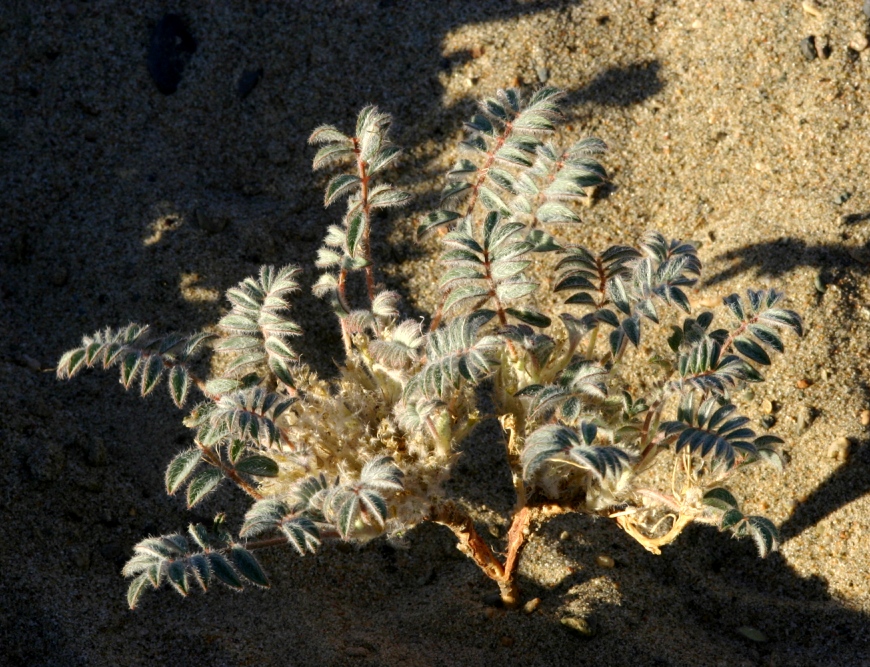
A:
[197, 442, 263, 500]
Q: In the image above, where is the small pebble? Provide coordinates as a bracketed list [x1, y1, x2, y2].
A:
[86, 437, 108, 467]
[147, 14, 197, 95]
[821, 369, 830, 382]
[51, 266, 69, 286]
[761, 414, 777, 429]
[762, 399, 775, 414]
[833, 191, 852, 206]
[815, 34, 831, 59]
[99, 541, 122, 562]
[796, 378, 812, 389]
[801, 0, 823, 17]
[28, 441, 66, 482]
[827, 437, 851, 462]
[236, 68, 263, 99]
[799, 36, 817, 61]
[736, 626, 768, 643]
[78, 476, 104, 493]
[482, 592, 504, 608]
[559, 530, 571, 541]
[523, 597, 541, 614]
[595, 554, 615, 569]
[814, 274, 827, 294]
[488, 525, 501, 538]
[860, 410, 870, 426]
[796, 406, 814, 432]
[471, 45, 485, 59]
[535, 65, 549, 84]
[850, 32, 869, 53]
[560, 616, 593, 637]
[21, 354, 42, 372]
[69, 548, 90, 570]
[195, 208, 230, 233]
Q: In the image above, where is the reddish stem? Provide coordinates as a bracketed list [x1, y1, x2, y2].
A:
[197, 442, 263, 500]
[352, 138, 376, 303]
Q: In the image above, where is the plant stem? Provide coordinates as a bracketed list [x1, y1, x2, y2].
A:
[197, 442, 263, 500]
[352, 138, 376, 303]
[427, 501, 535, 609]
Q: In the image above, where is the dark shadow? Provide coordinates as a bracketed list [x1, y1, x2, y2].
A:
[566, 60, 664, 108]
[779, 437, 870, 542]
[704, 237, 870, 287]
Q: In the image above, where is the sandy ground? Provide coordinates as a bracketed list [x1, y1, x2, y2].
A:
[1, 1, 869, 665]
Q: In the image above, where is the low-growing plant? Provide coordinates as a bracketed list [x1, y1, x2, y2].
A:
[58, 87, 802, 610]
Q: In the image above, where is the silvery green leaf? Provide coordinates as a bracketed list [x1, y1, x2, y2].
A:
[758, 308, 803, 336]
[368, 145, 401, 175]
[208, 552, 243, 589]
[505, 307, 551, 328]
[231, 546, 269, 588]
[126, 573, 152, 609]
[368, 185, 411, 209]
[568, 137, 608, 155]
[443, 284, 490, 313]
[478, 186, 511, 215]
[702, 487, 739, 511]
[488, 168, 517, 193]
[235, 455, 279, 477]
[168, 366, 190, 407]
[526, 229, 562, 252]
[324, 174, 361, 207]
[140, 354, 163, 396]
[187, 469, 223, 508]
[167, 559, 189, 596]
[745, 516, 779, 557]
[312, 142, 354, 170]
[188, 553, 211, 591]
[120, 352, 142, 389]
[448, 158, 479, 177]
[621, 316, 641, 347]
[441, 181, 472, 204]
[720, 508, 745, 531]
[495, 281, 537, 301]
[490, 260, 530, 282]
[465, 114, 494, 135]
[280, 516, 321, 555]
[345, 210, 366, 256]
[734, 336, 771, 365]
[308, 124, 349, 145]
[165, 448, 201, 494]
[536, 201, 581, 224]
[607, 277, 631, 315]
[417, 210, 461, 240]
[494, 145, 533, 167]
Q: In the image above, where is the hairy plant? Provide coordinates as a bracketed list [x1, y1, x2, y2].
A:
[58, 87, 802, 610]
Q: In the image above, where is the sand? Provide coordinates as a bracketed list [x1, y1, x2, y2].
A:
[1, 1, 868, 665]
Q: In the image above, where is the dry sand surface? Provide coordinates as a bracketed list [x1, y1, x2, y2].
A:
[1, 1, 869, 665]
